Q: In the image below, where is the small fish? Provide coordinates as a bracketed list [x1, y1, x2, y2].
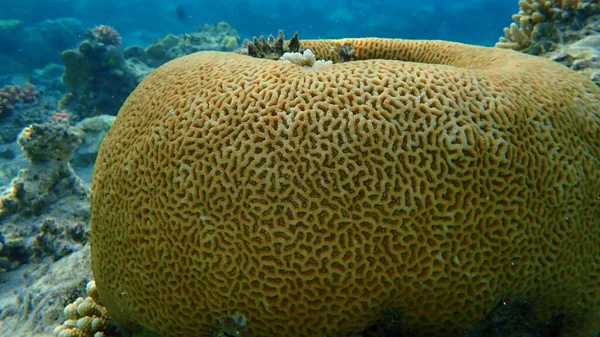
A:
[10, 73, 30, 86]
[176, 5, 187, 22]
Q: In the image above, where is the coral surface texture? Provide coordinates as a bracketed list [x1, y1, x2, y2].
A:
[89, 38, 600, 337]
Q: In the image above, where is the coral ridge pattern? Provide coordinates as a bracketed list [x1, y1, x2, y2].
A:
[89, 38, 600, 337]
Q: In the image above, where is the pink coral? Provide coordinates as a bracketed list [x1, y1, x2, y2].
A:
[0, 83, 40, 116]
[89, 25, 122, 47]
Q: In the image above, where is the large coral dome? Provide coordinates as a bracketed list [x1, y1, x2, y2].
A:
[89, 38, 600, 337]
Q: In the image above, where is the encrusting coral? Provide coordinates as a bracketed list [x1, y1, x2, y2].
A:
[89, 38, 600, 337]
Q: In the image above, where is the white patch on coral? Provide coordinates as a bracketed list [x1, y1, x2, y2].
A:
[279, 49, 332, 70]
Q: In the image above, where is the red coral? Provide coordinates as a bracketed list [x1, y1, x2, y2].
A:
[0, 83, 40, 116]
[89, 25, 122, 47]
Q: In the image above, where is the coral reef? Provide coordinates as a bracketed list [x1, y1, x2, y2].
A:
[136, 21, 240, 68]
[495, 0, 600, 85]
[495, 0, 599, 54]
[89, 40, 600, 337]
[53, 280, 119, 337]
[0, 83, 58, 145]
[0, 83, 40, 116]
[59, 25, 141, 119]
[0, 104, 62, 145]
[16, 118, 84, 165]
[0, 118, 89, 272]
[87, 25, 122, 47]
[60, 22, 240, 119]
[0, 117, 100, 337]
[0, 215, 87, 273]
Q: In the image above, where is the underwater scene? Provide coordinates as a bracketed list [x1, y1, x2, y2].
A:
[0, 0, 599, 336]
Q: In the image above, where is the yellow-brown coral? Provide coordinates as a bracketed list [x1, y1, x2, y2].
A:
[90, 38, 600, 337]
[53, 281, 115, 337]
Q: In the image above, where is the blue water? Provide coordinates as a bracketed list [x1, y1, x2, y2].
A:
[3, 0, 516, 47]
[0, 0, 518, 78]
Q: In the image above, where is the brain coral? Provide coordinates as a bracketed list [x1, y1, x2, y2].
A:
[90, 38, 600, 337]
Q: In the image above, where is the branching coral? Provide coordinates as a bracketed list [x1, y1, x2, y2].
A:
[496, 0, 600, 54]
